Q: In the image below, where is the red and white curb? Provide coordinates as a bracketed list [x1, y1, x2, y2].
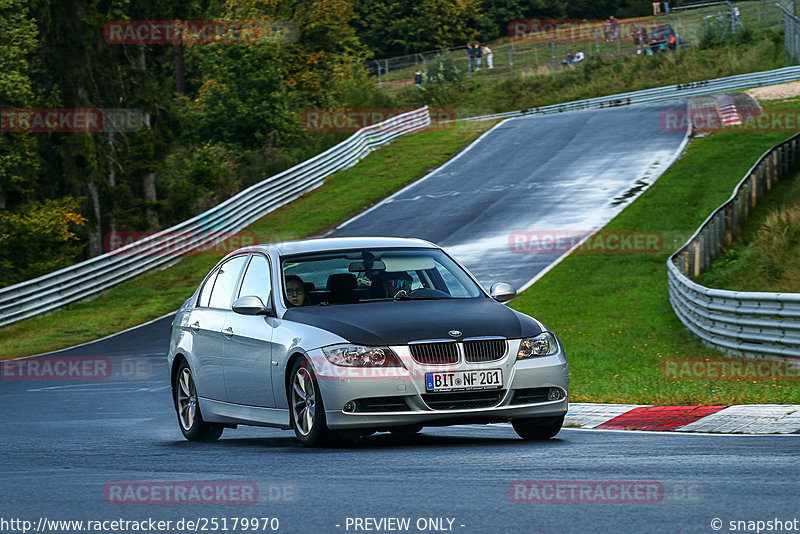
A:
[566, 403, 800, 434]
[715, 94, 742, 126]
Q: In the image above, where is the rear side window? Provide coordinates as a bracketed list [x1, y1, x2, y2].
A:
[238, 255, 271, 305]
[208, 255, 248, 310]
[197, 268, 219, 308]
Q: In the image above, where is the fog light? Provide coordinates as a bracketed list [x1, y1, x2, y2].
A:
[343, 401, 357, 413]
[548, 388, 562, 401]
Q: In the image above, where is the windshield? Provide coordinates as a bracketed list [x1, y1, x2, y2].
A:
[281, 247, 484, 306]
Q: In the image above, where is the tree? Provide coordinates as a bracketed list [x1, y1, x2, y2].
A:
[0, 0, 40, 211]
[352, 0, 482, 58]
[0, 198, 86, 287]
[475, 0, 567, 42]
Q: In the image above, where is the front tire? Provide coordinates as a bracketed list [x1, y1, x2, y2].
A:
[512, 415, 564, 440]
[289, 357, 336, 447]
[175, 360, 223, 442]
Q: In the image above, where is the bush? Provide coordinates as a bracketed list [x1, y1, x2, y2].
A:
[0, 198, 86, 288]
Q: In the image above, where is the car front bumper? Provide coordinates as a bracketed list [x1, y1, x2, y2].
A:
[307, 340, 569, 430]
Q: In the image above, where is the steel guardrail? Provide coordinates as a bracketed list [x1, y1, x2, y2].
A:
[667, 131, 800, 358]
[5, 64, 800, 329]
[453, 65, 800, 122]
[0, 107, 431, 328]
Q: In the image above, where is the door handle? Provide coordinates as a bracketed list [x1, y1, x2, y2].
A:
[223, 326, 234, 339]
[190, 321, 200, 333]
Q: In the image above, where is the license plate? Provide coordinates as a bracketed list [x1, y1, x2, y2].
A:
[425, 369, 503, 392]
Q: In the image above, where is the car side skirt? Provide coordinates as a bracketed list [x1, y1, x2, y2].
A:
[200, 397, 291, 429]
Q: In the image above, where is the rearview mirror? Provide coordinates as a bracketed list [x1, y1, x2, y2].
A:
[490, 283, 516, 304]
[232, 295, 270, 316]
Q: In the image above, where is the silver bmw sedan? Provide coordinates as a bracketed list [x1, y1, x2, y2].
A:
[168, 237, 569, 446]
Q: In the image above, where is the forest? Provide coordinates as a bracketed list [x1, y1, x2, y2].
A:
[0, 0, 654, 286]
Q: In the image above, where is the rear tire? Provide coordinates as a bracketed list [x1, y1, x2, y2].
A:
[289, 357, 337, 447]
[512, 415, 564, 440]
[175, 360, 223, 442]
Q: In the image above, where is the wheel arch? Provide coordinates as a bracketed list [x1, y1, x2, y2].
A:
[283, 350, 308, 402]
[170, 353, 188, 410]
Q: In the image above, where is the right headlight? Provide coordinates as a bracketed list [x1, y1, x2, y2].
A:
[322, 344, 402, 367]
[517, 332, 558, 359]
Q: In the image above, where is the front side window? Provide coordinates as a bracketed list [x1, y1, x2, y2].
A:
[238, 254, 271, 305]
[207, 255, 248, 309]
[281, 248, 483, 306]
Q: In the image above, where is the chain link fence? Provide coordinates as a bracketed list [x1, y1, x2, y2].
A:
[779, 1, 800, 61]
[368, 1, 782, 93]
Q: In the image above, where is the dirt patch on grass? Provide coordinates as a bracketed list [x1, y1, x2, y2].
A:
[746, 80, 800, 101]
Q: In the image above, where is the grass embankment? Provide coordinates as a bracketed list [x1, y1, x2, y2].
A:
[697, 99, 800, 293]
[0, 123, 492, 358]
[511, 102, 800, 405]
[2, 37, 798, 405]
[378, 0, 780, 90]
[397, 30, 791, 116]
[698, 182, 800, 292]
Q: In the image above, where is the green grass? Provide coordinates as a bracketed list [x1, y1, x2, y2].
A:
[697, 167, 800, 292]
[395, 30, 792, 117]
[379, 2, 782, 98]
[3, 36, 799, 405]
[0, 122, 493, 359]
[510, 106, 800, 404]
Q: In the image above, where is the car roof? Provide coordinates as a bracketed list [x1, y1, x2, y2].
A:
[228, 236, 438, 258]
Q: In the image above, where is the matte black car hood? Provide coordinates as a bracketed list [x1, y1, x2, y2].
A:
[283, 298, 542, 345]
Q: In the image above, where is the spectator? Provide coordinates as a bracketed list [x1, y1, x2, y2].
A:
[649, 35, 664, 54]
[482, 45, 494, 69]
[466, 44, 475, 73]
[475, 43, 483, 70]
[632, 26, 643, 54]
[414, 70, 423, 88]
[604, 19, 612, 42]
[652, 0, 661, 16]
[668, 33, 677, 51]
[610, 16, 619, 40]
[561, 51, 575, 68]
[573, 50, 585, 64]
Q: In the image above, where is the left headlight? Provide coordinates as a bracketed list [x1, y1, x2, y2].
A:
[322, 344, 402, 367]
[517, 332, 559, 359]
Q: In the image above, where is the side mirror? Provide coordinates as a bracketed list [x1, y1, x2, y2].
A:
[490, 282, 516, 304]
[232, 295, 270, 316]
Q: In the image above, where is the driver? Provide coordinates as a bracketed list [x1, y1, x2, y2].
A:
[284, 275, 307, 307]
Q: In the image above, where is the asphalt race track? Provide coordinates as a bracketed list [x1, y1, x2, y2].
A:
[2, 102, 798, 534]
[334, 102, 689, 289]
[1, 324, 798, 533]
